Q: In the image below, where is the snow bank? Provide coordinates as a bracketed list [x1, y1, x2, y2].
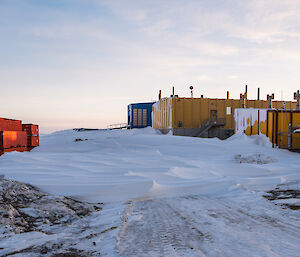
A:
[1, 128, 300, 256]
[0, 127, 299, 203]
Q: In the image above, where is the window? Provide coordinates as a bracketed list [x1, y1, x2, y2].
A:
[226, 107, 231, 115]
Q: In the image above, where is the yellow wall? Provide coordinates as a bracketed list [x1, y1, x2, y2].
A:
[292, 113, 300, 149]
[263, 110, 300, 149]
[171, 98, 243, 129]
[152, 98, 172, 129]
[275, 111, 300, 149]
[267, 111, 275, 144]
[152, 97, 297, 133]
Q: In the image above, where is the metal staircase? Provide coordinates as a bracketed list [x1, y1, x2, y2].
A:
[196, 119, 226, 137]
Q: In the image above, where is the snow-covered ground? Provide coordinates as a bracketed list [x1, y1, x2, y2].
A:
[0, 128, 300, 256]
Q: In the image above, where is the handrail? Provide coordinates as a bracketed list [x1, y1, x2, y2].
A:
[107, 123, 129, 129]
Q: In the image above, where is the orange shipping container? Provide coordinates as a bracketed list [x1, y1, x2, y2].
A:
[22, 124, 39, 135]
[27, 135, 39, 147]
[0, 118, 22, 131]
[0, 131, 27, 149]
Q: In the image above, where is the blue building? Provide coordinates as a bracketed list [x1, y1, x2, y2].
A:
[128, 102, 155, 128]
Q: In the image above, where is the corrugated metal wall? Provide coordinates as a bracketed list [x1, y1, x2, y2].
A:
[172, 98, 241, 129]
[267, 110, 300, 150]
[128, 102, 154, 128]
[152, 97, 297, 131]
[0, 119, 39, 156]
[152, 98, 172, 129]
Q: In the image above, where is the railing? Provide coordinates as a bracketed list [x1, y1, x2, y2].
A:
[107, 123, 129, 130]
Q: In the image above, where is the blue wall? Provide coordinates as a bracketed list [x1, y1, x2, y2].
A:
[128, 102, 155, 128]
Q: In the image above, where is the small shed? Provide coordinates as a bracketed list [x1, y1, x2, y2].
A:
[128, 102, 155, 128]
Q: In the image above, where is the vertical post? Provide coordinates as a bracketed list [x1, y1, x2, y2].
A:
[240, 93, 246, 108]
[267, 93, 274, 108]
[272, 111, 275, 148]
[159, 90, 161, 100]
[245, 85, 248, 99]
[288, 112, 293, 150]
[227, 91, 229, 99]
[266, 110, 269, 138]
[294, 90, 300, 110]
[275, 111, 279, 147]
[258, 110, 260, 135]
[257, 88, 260, 100]
[288, 123, 292, 150]
[172, 86, 175, 97]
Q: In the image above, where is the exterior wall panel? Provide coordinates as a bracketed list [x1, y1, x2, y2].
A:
[128, 102, 155, 128]
[0, 118, 22, 131]
[152, 97, 297, 140]
[1, 131, 27, 149]
[22, 124, 39, 135]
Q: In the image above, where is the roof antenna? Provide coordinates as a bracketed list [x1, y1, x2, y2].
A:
[267, 93, 275, 109]
[294, 90, 300, 110]
[190, 86, 194, 98]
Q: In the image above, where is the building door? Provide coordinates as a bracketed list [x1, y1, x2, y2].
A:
[143, 109, 147, 126]
[133, 109, 138, 127]
[210, 110, 217, 122]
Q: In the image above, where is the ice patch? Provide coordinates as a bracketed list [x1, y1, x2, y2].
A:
[167, 167, 215, 179]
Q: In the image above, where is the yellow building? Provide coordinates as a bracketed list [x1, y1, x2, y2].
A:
[152, 96, 297, 139]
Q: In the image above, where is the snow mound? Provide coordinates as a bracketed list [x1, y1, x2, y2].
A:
[227, 133, 272, 148]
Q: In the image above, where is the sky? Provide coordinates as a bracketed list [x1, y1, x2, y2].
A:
[1, 0, 300, 133]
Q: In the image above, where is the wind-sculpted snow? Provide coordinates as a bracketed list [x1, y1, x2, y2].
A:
[0, 128, 299, 256]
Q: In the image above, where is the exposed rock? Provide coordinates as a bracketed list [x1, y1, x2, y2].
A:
[0, 178, 104, 256]
[234, 153, 275, 164]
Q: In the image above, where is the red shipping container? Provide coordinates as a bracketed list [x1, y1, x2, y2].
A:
[0, 118, 22, 131]
[22, 124, 39, 135]
[0, 131, 27, 149]
[27, 135, 39, 147]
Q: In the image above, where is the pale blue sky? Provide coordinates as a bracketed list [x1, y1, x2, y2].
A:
[1, 0, 300, 133]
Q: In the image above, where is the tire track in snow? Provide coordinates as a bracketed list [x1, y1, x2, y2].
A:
[116, 196, 300, 257]
[116, 199, 212, 257]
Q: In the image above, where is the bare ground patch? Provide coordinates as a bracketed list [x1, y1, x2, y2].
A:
[234, 153, 275, 164]
[0, 178, 109, 256]
[263, 183, 300, 210]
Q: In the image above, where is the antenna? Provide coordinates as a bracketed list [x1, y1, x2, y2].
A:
[240, 93, 246, 108]
[294, 90, 300, 109]
[190, 86, 194, 98]
[267, 93, 275, 108]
